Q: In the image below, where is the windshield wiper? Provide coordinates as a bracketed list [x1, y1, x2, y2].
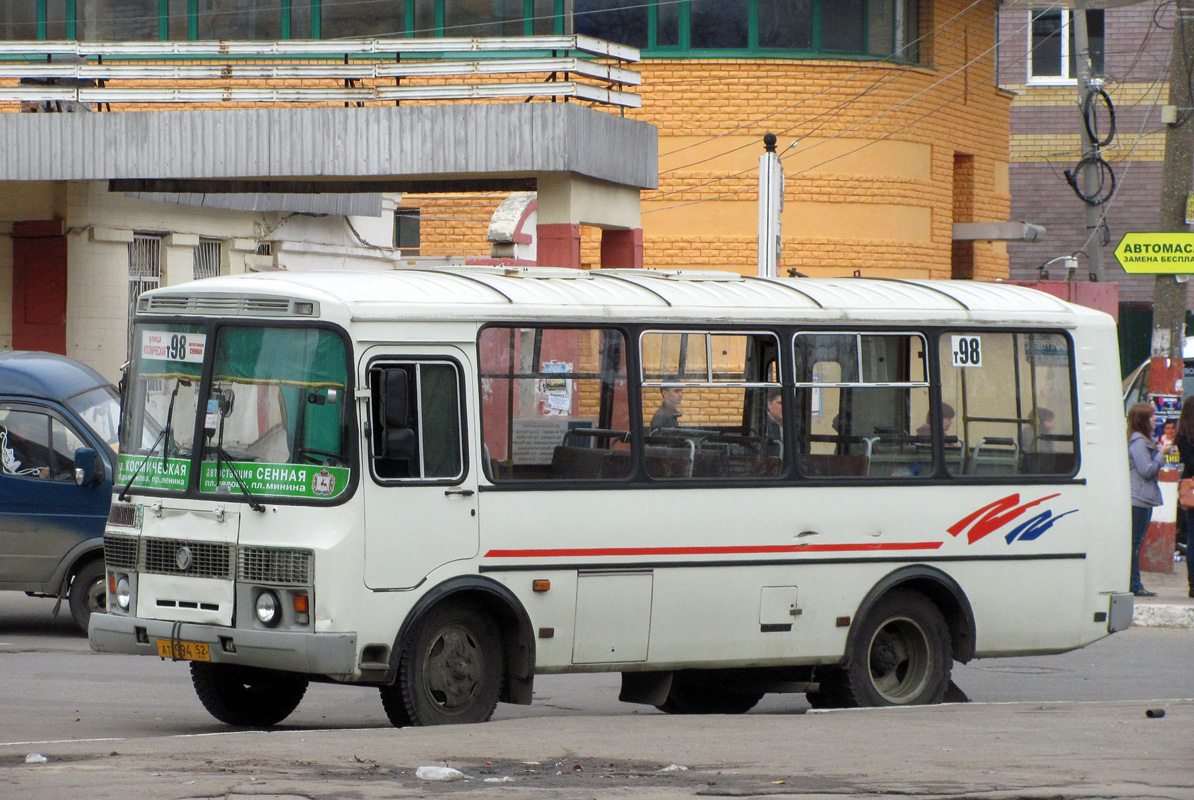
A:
[118, 379, 187, 503]
[211, 396, 265, 513]
[212, 444, 265, 513]
[162, 379, 185, 471]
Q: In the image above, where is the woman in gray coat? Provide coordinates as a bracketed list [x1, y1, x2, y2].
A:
[1127, 403, 1175, 597]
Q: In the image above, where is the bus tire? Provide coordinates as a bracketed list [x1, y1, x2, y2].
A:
[655, 677, 763, 715]
[837, 590, 952, 707]
[190, 662, 309, 727]
[68, 559, 107, 634]
[392, 601, 504, 726]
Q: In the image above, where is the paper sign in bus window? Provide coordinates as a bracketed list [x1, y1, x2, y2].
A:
[142, 330, 207, 363]
[950, 335, 982, 368]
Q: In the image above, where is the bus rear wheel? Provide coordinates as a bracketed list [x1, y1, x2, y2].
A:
[655, 676, 763, 715]
[190, 662, 309, 727]
[834, 590, 952, 707]
[384, 601, 504, 727]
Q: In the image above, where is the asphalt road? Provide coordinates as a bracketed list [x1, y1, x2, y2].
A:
[2, 591, 1192, 799]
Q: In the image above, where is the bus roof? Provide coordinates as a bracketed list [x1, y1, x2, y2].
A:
[137, 268, 1109, 327]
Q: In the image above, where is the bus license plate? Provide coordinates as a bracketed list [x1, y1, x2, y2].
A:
[157, 639, 210, 661]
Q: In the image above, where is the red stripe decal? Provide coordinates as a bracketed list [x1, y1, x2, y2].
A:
[483, 542, 943, 558]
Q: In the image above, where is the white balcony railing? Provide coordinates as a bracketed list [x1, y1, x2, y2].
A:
[0, 35, 641, 110]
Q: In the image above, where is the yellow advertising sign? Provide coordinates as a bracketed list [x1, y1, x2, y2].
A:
[1114, 232, 1194, 274]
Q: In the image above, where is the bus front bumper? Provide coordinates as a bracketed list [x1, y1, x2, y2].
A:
[89, 612, 358, 676]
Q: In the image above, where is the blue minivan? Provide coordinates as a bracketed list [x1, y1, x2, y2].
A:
[0, 351, 119, 632]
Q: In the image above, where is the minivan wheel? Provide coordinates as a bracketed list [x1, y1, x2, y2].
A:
[68, 560, 107, 634]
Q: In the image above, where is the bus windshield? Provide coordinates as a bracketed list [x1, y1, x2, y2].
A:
[120, 323, 352, 500]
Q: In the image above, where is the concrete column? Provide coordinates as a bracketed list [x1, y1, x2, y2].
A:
[600, 228, 643, 268]
[537, 223, 582, 268]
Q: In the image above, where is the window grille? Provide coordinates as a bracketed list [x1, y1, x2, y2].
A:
[127, 233, 161, 358]
[193, 238, 222, 280]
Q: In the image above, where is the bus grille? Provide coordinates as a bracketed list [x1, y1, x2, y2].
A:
[139, 295, 313, 317]
[107, 503, 139, 528]
[238, 547, 312, 585]
[103, 533, 139, 571]
[142, 538, 232, 580]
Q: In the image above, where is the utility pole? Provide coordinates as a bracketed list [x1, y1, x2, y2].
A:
[1072, 0, 1106, 282]
[1150, 0, 1194, 410]
[757, 133, 783, 278]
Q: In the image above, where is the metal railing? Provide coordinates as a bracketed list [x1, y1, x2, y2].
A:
[0, 35, 641, 110]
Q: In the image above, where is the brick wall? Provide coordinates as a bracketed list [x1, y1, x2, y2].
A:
[418, 0, 1014, 279]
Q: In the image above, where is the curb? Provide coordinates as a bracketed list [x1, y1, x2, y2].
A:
[1132, 603, 1194, 629]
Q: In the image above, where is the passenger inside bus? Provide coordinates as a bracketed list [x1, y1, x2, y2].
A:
[650, 385, 684, 432]
[916, 404, 954, 438]
[763, 389, 783, 441]
[1020, 407, 1055, 453]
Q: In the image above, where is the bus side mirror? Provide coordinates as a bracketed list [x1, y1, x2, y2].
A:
[378, 369, 417, 461]
[382, 370, 409, 429]
[73, 447, 103, 487]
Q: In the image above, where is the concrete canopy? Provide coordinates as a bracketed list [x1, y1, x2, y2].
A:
[0, 103, 658, 196]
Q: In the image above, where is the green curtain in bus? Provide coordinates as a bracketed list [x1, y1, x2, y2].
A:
[213, 327, 346, 389]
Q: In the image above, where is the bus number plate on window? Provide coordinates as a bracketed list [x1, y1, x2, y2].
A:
[950, 335, 983, 367]
[156, 639, 211, 662]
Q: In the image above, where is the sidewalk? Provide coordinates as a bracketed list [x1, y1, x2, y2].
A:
[1133, 559, 1194, 628]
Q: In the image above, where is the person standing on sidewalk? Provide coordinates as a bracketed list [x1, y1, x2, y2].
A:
[1174, 399, 1194, 598]
[1128, 403, 1175, 598]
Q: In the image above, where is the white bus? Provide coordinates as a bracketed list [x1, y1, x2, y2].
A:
[91, 267, 1133, 727]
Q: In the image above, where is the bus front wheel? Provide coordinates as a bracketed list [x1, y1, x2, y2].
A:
[190, 662, 309, 727]
[835, 590, 952, 707]
[384, 601, 504, 727]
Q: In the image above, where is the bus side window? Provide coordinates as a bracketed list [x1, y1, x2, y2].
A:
[939, 331, 1077, 477]
[793, 332, 930, 479]
[478, 326, 632, 482]
[371, 362, 463, 482]
[639, 330, 784, 480]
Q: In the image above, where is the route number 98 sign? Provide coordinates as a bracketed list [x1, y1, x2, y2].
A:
[950, 335, 982, 367]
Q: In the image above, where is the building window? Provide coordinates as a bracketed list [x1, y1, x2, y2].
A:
[577, 0, 916, 58]
[193, 238, 222, 280]
[128, 233, 162, 357]
[7, 0, 920, 62]
[319, 0, 403, 39]
[1029, 8, 1104, 83]
[574, 0, 648, 50]
[0, 4, 39, 40]
[78, 1, 161, 40]
[395, 209, 420, 256]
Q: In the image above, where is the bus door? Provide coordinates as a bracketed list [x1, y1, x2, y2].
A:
[361, 348, 478, 590]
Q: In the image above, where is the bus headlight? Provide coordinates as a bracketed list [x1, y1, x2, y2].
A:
[114, 576, 131, 611]
[255, 590, 281, 627]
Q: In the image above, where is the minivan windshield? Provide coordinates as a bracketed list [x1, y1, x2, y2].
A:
[66, 385, 121, 451]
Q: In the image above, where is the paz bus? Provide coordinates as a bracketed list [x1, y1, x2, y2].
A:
[89, 267, 1132, 726]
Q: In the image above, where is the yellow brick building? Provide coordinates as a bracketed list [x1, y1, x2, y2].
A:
[411, 0, 1013, 279]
